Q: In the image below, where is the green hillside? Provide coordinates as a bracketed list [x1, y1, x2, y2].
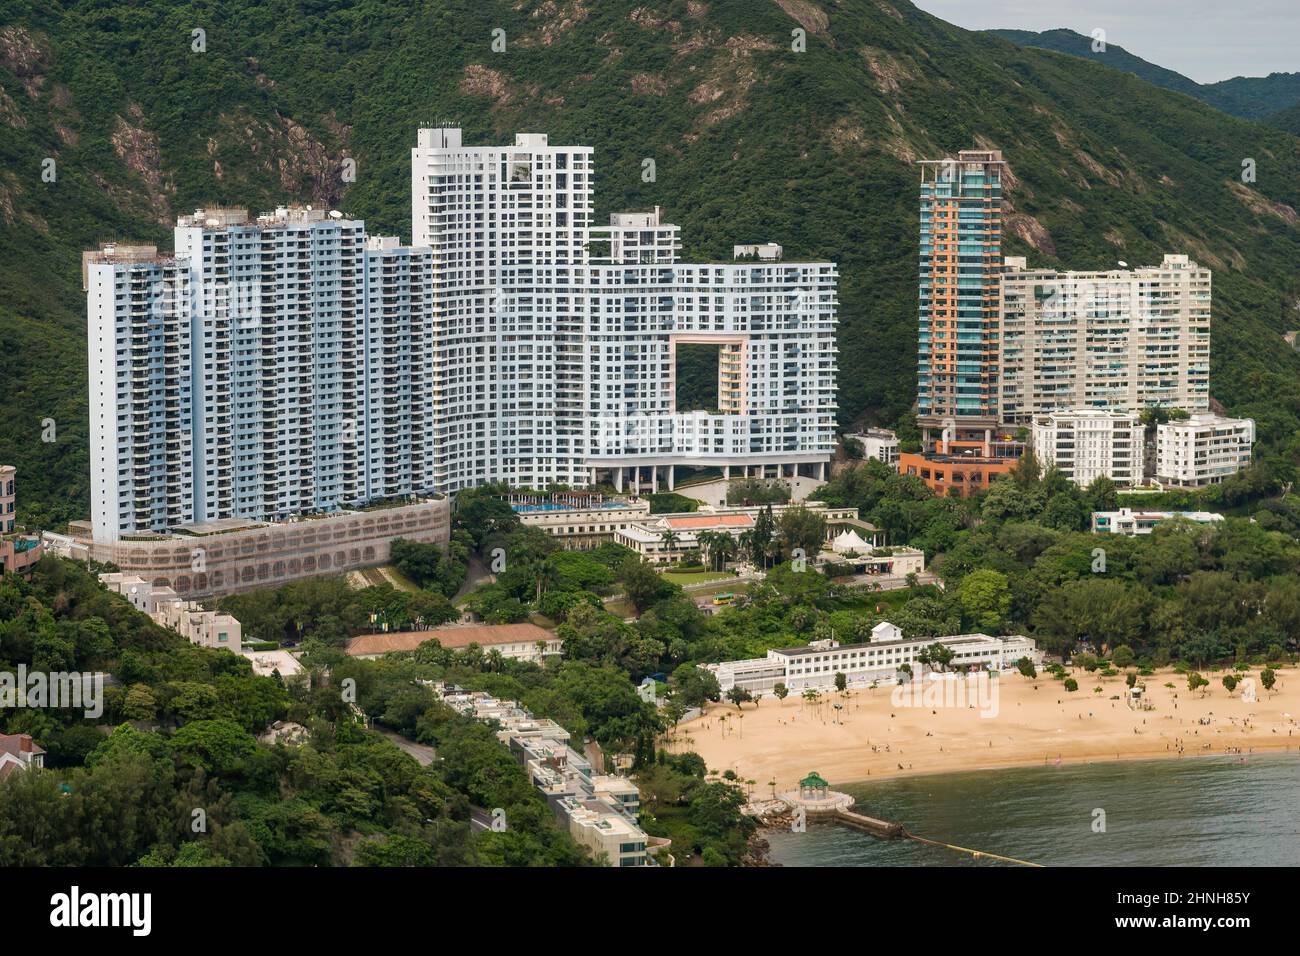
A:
[1266, 101, 1300, 135]
[2, 0, 1299, 527]
[990, 27, 1300, 118]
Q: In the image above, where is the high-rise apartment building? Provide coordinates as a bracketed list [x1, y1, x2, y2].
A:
[410, 127, 838, 494]
[360, 236, 435, 502]
[89, 209, 431, 542]
[1000, 255, 1211, 423]
[902, 148, 1019, 496]
[88, 253, 195, 539]
[410, 128, 595, 490]
[915, 149, 1005, 449]
[173, 206, 369, 523]
[903, 147, 1222, 498]
[89, 128, 838, 540]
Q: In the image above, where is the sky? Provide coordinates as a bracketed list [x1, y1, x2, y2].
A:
[912, 1, 1299, 84]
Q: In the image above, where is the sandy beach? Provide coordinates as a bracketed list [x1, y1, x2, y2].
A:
[669, 667, 1300, 792]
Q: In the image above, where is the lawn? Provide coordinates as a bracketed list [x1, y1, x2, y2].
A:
[603, 596, 638, 620]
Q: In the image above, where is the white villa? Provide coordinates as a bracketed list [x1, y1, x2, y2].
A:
[1091, 508, 1225, 535]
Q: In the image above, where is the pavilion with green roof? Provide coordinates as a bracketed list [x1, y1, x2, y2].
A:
[798, 772, 830, 800]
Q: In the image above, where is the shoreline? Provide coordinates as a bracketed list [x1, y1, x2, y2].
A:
[669, 666, 1299, 793]
[836, 744, 1300, 790]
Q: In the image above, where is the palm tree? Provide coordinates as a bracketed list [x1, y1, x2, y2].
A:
[696, 530, 720, 570]
[713, 533, 737, 571]
[532, 561, 557, 604]
[737, 530, 756, 568]
[660, 528, 679, 562]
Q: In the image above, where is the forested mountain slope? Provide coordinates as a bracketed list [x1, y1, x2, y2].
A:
[990, 27, 1300, 118]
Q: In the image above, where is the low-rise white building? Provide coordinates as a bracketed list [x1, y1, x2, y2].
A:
[1030, 408, 1144, 486]
[614, 502, 862, 565]
[1091, 508, 1225, 535]
[1155, 414, 1254, 488]
[100, 573, 241, 652]
[844, 429, 900, 466]
[560, 797, 648, 867]
[825, 535, 925, 577]
[430, 684, 658, 867]
[706, 623, 1041, 695]
[512, 496, 652, 551]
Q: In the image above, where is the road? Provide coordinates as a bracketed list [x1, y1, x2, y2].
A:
[376, 728, 438, 767]
[452, 552, 497, 604]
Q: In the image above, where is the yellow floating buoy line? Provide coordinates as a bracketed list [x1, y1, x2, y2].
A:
[903, 830, 1043, 867]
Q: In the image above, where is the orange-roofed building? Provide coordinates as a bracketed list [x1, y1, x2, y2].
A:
[662, 514, 753, 530]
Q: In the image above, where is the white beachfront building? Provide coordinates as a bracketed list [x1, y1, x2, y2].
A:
[706, 623, 1042, 695]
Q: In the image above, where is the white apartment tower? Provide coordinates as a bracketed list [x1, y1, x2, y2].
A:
[411, 127, 838, 493]
[999, 255, 1211, 423]
[88, 255, 195, 541]
[1030, 408, 1145, 486]
[410, 128, 595, 490]
[173, 207, 368, 522]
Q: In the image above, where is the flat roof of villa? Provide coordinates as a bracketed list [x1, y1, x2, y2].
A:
[769, 633, 1013, 657]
